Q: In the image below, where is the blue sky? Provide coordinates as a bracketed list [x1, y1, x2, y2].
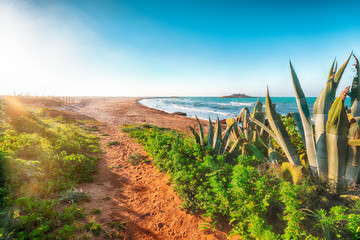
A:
[1, 0, 360, 96]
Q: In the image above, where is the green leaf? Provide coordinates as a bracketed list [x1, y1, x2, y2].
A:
[195, 115, 204, 145]
[327, 58, 336, 81]
[213, 117, 222, 153]
[219, 122, 234, 154]
[289, 61, 317, 172]
[208, 117, 214, 147]
[345, 120, 360, 183]
[313, 55, 351, 176]
[350, 55, 360, 117]
[189, 126, 200, 146]
[265, 88, 301, 165]
[247, 143, 268, 162]
[326, 96, 349, 189]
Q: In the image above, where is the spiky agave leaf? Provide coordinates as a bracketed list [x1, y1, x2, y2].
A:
[326, 87, 350, 189]
[219, 122, 235, 154]
[189, 126, 201, 146]
[229, 137, 243, 154]
[268, 140, 278, 163]
[252, 98, 264, 118]
[267, 139, 287, 163]
[252, 98, 265, 141]
[213, 117, 222, 153]
[289, 61, 318, 172]
[265, 88, 301, 165]
[237, 107, 247, 122]
[226, 118, 240, 141]
[327, 58, 337, 81]
[250, 115, 279, 141]
[195, 115, 204, 145]
[313, 54, 352, 175]
[240, 107, 252, 141]
[226, 118, 236, 127]
[333, 53, 352, 90]
[225, 137, 244, 161]
[208, 117, 214, 147]
[246, 143, 268, 162]
[350, 55, 360, 117]
[288, 112, 305, 144]
[345, 118, 360, 184]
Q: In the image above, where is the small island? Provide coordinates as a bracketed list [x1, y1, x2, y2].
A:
[221, 93, 253, 98]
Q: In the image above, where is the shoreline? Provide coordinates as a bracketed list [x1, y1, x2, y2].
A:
[43, 97, 228, 239]
[73, 97, 208, 133]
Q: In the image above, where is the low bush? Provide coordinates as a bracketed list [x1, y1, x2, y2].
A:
[107, 140, 120, 146]
[123, 124, 360, 239]
[0, 98, 102, 239]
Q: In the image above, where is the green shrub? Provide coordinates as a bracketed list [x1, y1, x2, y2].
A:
[107, 140, 120, 146]
[123, 124, 360, 239]
[90, 208, 101, 214]
[346, 213, 360, 239]
[0, 98, 101, 238]
[84, 220, 102, 236]
[59, 188, 91, 204]
[127, 153, 146, 166]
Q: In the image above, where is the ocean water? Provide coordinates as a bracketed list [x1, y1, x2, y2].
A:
[139, 97, 352, 121]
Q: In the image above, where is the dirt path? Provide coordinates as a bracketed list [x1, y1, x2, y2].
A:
[75, 98, 230, 239]
[70, 97, 208, 132]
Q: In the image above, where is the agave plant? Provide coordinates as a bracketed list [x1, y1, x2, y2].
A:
[326, 87, 350, 187]
[189, 116, 240, 155]
[236, 100, 265, 140]
[346, 55, 360, 183]
[345, 118, 360, 183]
[313, 54, 352, 176]
[217, 97, 290, 163]
[190, 100, 270, 161]
[350, 55, 360, 117]
[234, 98, 271, 160]
[255, 53, 360, 190]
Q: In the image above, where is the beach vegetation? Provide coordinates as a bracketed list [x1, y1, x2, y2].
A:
[107, 140, 120, 146]
[123, 123, 360, 239]
[84, 219, 102, 236]
[128, 153, 147, 165]
[0, 97, 103, 239]
[90, 208, 102, 214]
[260, 54, 360, 191]
[123, 54, 360, 239]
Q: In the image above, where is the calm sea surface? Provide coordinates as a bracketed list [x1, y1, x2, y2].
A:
[139, 97, 352, 121]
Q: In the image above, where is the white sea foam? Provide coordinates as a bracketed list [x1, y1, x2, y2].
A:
[217, 102, 254, 107]
[139, 97, 321, 121]
[139, 98, 235, 120]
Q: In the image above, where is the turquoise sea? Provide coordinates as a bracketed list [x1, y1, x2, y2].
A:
[139, 97, 352, 121]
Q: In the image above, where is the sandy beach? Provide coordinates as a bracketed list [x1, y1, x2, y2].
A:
[73, 97, 207, 132]
[69, 97, 230, 239]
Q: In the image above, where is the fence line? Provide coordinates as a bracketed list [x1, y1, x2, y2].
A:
[13, 92, 82, 104]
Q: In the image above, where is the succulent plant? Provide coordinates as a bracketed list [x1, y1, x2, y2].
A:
[247, 54, 360, 190]
[265, 54, 360, 190]
[313, 54, 352, 176]
[190, 53, 360, 189]
[289, 61, 318, 171]
[190, 116, 238, 155]
[326, 87, 350, 187]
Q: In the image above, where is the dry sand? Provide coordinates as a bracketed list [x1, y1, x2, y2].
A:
[73, 97, 206, 132]
[69, 97, 232, 239]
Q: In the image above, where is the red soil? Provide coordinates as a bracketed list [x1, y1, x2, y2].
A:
[71, 98, 235, 239]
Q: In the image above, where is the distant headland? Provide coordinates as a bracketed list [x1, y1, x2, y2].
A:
[221, 93, 253, 98]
